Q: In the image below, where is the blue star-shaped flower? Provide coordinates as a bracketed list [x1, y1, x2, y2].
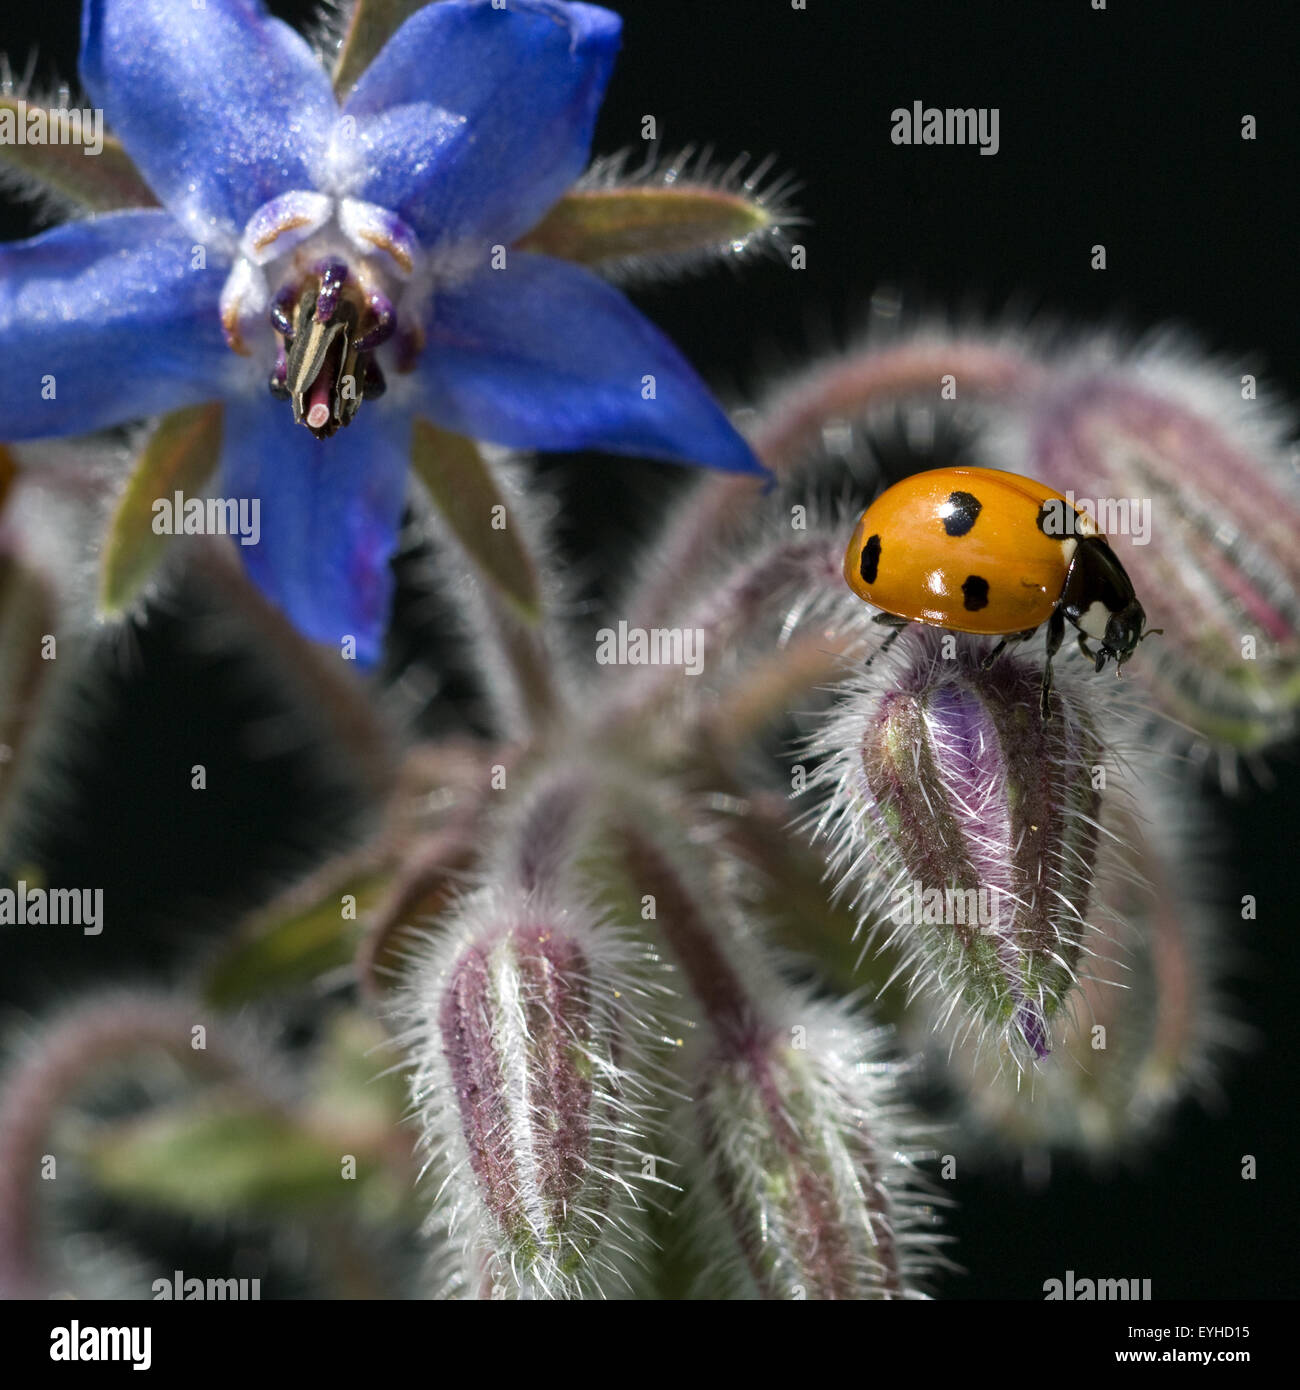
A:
[0, 0, 764, 664]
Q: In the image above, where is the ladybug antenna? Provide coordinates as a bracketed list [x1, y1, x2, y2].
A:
[1119, 623, 1163, 673]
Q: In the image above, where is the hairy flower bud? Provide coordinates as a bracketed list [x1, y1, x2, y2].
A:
[690, 998, 942, 1300]
[1002, 348, 1300, 762]
[934, 776, 1241, 1159]
[400, 888, 663, 1299]
[619, 820, 942, 1299]
[813, 630, 1117, 1066]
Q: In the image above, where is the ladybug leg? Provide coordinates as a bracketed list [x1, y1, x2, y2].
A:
[1039, 609, 1066, 719]
[866, 612, 909, 667]
[1077, 631, 1106, 673]
[981, 626, 1039, 670]
[980, 638, 1008, 670]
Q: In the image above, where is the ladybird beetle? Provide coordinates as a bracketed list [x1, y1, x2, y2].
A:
[843, 466, 1156, 716]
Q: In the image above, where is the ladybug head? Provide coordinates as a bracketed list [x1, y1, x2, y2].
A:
[1064, 538, 1158, 673]
[1103, 599, 1161, 670]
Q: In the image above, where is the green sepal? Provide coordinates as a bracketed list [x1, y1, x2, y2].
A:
[203, 861, 392, 1008]
[518, 184, 776, 269]
[332, 0, 426, 97]
[87, 1092, 402, 1219]
[0, 536, 56, 827]
[410, 419, 543, 623]
[99, 403, 223, 615]
[0, 101, 157, 212]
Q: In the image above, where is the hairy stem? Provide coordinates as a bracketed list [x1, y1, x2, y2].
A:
[628, 339, 1041, 631]
[0, 995, 262, 1297]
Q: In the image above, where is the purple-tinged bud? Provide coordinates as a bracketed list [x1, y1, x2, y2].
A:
[935, 774, 1242, 1160]
[812, 629, 1119, 1067]
[1003, 350, 1300, 761]
[619, 823, 942, 1299]
[690, 998, 943, 1300]
[400, 889, 664, 1299]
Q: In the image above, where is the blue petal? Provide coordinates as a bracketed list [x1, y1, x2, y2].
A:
[219, 398, 411, 668]
[412, 254, 765, 474]
[341, 0, 620, 250]
[0, 211, 237, 441]
[80, 0, 336, 247]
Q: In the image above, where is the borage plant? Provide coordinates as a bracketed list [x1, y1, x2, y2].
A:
[0, 0, 1295, 1302]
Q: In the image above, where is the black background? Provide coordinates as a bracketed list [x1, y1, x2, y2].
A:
[1, 0, 1297, 1300]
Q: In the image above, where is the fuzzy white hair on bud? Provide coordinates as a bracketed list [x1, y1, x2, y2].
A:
[933, 762, 1249, 1164]
[678, 991, 949, 1300]
[394, 884, 673, 1300]
[804, 625, 1144, 1072]
[971, 328, 1300, 783]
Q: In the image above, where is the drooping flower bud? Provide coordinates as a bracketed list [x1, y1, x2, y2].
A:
[618, 820, 942, 1299]
[1001, 349, 1300, 761]
[690, 997, 943, 1300]
[400, 887, 663, 1299]
[932, 773, 1241, 1159]
[813, 629, 1118, 1066]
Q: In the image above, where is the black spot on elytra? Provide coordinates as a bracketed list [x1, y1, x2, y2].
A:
[962, 575, 990, 611]
[859, 534, 882, 585]
[1037, 498, 1084, 538]
[941, 490, 981, 537]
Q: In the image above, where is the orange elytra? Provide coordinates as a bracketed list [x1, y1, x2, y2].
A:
[844, 466, 1156, 715]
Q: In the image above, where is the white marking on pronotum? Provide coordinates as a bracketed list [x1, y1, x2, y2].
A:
[1078, 601, 1111, 641]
